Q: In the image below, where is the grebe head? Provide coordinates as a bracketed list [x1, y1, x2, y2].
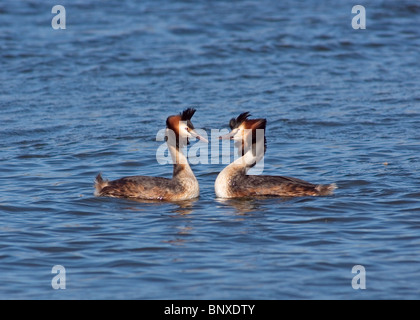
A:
[166, 108, 209, 147]
[220, 112, 267, 155]
[219, 112, 267, 146]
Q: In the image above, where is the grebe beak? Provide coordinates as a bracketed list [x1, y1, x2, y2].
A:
[219, 129, 239, 140]
[190, 129, 209, 143]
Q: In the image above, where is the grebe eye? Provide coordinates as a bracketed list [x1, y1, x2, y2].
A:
[185, 127, 190, 132]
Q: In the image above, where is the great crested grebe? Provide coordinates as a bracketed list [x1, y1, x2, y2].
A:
[94, 108, 208, 201]
[215, 112, 336, 198]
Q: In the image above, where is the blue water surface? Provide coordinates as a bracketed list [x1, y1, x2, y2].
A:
[1, 0, 420, 299]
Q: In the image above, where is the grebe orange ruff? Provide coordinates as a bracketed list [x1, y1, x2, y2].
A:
[94, 108, 208, 201]
[215, 112, 336, 198]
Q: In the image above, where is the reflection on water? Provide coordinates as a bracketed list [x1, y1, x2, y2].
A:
[169, 199, 198, 216]
[216, 198, 263, 215]
[215, 197, 291, 214]
[123, 198, 198, 216]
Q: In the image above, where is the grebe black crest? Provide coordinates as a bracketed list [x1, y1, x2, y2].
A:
[215, 112, 336, 198]
[94, 108, 208, 201]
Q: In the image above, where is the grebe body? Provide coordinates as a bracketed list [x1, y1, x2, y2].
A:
[215, 112, 336, 198]
[95, 108, 207, 201]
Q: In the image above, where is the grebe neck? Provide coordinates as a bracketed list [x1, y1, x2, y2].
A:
[231, 138, 265, 173]
[167, 136, 196, 180]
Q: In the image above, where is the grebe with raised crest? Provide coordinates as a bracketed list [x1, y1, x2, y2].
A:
[94, 108, 208, 201]
[215, 112, 336, 198]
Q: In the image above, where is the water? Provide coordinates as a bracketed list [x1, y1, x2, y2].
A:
[1, 0, 420, 299]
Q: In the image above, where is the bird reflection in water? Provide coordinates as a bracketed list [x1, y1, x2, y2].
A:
[164, 199, 197, 246]
[216, 197, 293, 215]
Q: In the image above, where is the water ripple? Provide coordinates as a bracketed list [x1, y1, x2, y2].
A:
[1, 0, 420, 300]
